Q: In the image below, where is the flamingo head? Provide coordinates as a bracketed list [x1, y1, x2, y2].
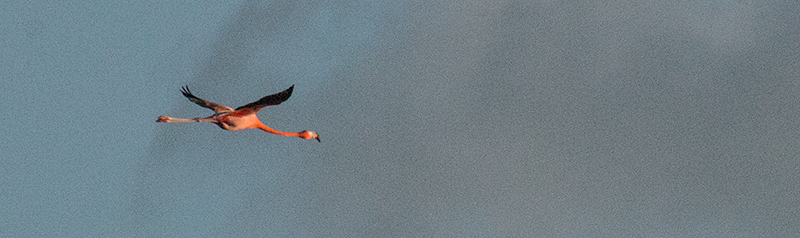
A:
[300, 130, 320, 142]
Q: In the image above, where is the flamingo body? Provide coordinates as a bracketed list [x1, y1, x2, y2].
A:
[157, 85, 320, 142]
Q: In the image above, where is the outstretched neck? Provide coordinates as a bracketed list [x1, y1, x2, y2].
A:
[255, 122, 300, 137]
[256, 122, 319, 141]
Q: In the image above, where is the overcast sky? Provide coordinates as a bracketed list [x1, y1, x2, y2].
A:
[2, 1, 799, 237]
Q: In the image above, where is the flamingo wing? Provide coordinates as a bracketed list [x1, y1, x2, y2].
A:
[181, 86, 234, 113]
[235, 85, 294, 111]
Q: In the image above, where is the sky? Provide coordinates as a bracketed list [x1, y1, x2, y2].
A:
[2, 0, 799, 237]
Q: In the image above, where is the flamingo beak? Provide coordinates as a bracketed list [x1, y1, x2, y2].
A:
[315, 136, 321, 142]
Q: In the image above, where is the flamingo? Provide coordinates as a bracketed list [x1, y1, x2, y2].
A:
[157, 85, 320, 142]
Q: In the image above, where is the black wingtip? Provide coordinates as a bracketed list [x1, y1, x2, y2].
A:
[282, 85, 294, 100]
[180, 85, 191, 97]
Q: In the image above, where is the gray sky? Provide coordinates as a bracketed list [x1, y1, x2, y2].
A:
[2, 0, 799, 237]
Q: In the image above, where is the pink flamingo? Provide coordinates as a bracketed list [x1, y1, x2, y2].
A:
[157, 85, 319, 142]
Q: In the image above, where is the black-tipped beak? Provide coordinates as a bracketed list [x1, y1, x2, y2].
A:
[315, 136, 321, 142]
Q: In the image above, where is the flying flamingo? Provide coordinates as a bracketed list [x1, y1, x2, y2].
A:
[157, 85, 320, 142]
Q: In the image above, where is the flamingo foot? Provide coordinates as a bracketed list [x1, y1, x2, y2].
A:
[156, 115, 170, 122]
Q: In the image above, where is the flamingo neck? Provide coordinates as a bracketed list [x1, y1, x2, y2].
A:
[255, 122, 300, 137]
